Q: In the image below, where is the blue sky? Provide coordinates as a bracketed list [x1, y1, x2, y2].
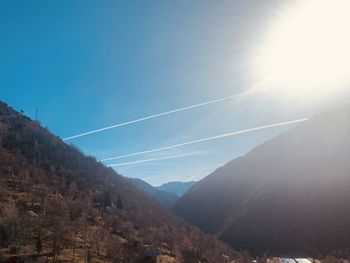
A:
[1, 0, 350, 185]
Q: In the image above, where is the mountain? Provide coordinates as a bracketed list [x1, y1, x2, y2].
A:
[0, 101, 238, 262]
[173, 105, 350, 256]
[157, 181, 195, 197]
[127, 178, 178, 208]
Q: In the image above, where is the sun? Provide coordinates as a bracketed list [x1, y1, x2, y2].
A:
[252, 0, 350, 101]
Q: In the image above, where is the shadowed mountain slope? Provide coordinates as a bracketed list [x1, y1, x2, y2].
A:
[173, 105, 350, 256]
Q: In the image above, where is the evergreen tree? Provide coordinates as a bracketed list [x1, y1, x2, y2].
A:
[117, 195, 123, 210]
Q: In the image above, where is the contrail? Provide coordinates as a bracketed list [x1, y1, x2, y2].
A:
[63, 86, 270, 141]
[107, 151, 201, 167]
[101, 118, 307, 162]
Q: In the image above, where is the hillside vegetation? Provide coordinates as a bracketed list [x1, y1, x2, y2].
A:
[0, 101, 238, 263]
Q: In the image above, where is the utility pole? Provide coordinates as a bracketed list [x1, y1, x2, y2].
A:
[35, 108, 38, 122]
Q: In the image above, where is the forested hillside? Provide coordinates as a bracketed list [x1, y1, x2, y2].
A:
[0, 101, 238, 262]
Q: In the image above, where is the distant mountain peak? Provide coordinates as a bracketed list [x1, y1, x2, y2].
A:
[157, 181, 196, 197]
[126, 177, 178, 208]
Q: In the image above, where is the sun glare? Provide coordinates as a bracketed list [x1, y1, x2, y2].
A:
[253, 0, 350, 101]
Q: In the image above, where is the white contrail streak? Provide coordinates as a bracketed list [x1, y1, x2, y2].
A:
[62, 87, 270, 141]
[107, 151, 201, 167]
[101, 118, 307, 162]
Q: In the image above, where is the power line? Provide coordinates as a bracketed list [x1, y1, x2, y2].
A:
[101, 118, 307, 162]
[107, 151, 201, 167]
[63, 86, 270, 141]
